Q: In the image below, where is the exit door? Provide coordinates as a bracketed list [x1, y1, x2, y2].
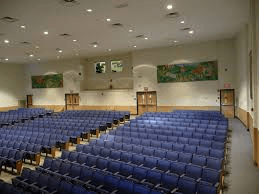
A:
[220, 89, 235, 118]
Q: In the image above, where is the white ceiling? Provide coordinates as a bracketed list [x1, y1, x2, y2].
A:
[0, 0, 249, 63]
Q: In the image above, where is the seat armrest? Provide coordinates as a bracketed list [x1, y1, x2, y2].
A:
[197, 178, 201, 182]
[154, 184, 161, 188]
[127, 175, 132, 178]
[97, 185, 104, 189]
[110, 190, 118, 194]
[180, 174, 185, 178]
[171, 188, 178, 193]
[140, 179, 146, 183]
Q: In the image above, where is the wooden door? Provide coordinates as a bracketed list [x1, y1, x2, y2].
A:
[65, 93, 79, 110]
[27, 95, 33, 108]
[220, 89, 235, 118]
[137, 91, 157, 115]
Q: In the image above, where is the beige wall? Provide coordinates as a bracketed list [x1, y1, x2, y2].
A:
[0, 63, 25, 108]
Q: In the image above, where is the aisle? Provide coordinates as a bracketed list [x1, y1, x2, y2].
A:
[224, 119, 259, 194]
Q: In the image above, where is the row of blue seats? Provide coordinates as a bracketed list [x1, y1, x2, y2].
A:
[100, 134, 225, 150]
[0, 147, 24, 174]
[108, 130, 226, 143]
[74, 146, 223, 170]
[37, 157, 216, 194]
[0, 180, 28, 194]
[120, 125, 228, 136]
[133, 118, 227, 127]
[0, 141, 41, 164]
[130, 121, 227, 130]
[12, 167, 96, 194]
[140, 115, 225, 120]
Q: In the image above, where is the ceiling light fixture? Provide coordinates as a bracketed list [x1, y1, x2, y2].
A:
[167, 4, 173, 10]
[5, 58, 8, 61]
[180, 20, 185, 24]
[173, 40, 179, 43]
[20, 25, 26, 29]
[35, 46, 39, 49]
[73, 39, 77, 42]
[29, 54, 34, 57]
[86, 9, 92, 12]
[106, 18, 111, 22]
[188, 30, 194, 34]
[37, 58, 40, 61]
[144, 37, 148, 40]
[4, 40, 9, 43]
[58, 50, 63, 53]
[129, 29, 133, 32]
[108, 49, 112, 51]
[133, 45, 137, 48]
[43, 31, 48, 35]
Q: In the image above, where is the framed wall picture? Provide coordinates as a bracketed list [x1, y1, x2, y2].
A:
[95, 62, 106, 73]
[111, 60, 123, 72]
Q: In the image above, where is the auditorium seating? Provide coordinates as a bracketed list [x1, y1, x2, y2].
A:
[0, 109, 226, 193]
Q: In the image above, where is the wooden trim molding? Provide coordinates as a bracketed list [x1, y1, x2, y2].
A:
[0, 106, 19, 112]
[254, 128, 258, 166]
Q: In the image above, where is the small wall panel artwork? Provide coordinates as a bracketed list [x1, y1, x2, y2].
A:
[157, 61, 218, 83]
[31, 74, 63, 88]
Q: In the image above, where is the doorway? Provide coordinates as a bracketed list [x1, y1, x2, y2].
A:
[65, 93, 80, 110]
[137, 91, 157, 115]
[220, 89, 235, 118]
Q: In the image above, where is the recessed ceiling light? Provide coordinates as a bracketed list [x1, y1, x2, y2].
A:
[106, 18, 111, 22]
[4, 40, 9, 43]
[86, 9, 92, 12]
[58, 50, 63, 53]
[93, 45, 98, 48]
[129, 29, 133, 32]
[144, 37, 148, 40]
[57, 56, 60, 59]
[173, 40, 179, 43]
[73, 39, 77, 42]
[37, 58, 40, 61]
[108, 49, 112, 51]
[133, 45, 137, 48]
[75, 53, 79, 56]
[188, 30, 194, 34]
[43, 31, 48, 35]
[5, 58, 8, 61]
[35, 46, 39, 49]
[180, 20, 185, 24]
[20, 25, 26, 29]
[29, 54, 34, 57]
[167, 5, 173, 10]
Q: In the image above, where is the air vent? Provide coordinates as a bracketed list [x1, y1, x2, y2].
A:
[0, 16, 19, 23]
[113, 0, 128, 8]
[20, 41, 31, 45]
[136, 34, 145, 39]
[60, 0, 79, 6]
[112, 23, 123, 27]
[166, 12, 180, 18]
[59, 33, 72, 37]
[181, 27, 191, 31]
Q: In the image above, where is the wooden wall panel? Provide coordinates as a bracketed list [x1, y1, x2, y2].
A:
[236, 107, 248, 127]
[0, 106, 18, 112]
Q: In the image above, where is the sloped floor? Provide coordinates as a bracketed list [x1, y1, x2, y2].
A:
[224, 119, 259, 194]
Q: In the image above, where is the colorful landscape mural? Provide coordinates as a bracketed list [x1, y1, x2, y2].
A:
[31, 74, 63, 88]
[157, 61, 218, 83]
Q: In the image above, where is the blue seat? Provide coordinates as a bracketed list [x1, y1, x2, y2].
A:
[154, 149, 166, 159]
[197, 181, 218, 194]
[207, 157, 223, 170]
[132, 146, 143, 154]
[143, 148, 154, 156]
[189, 139, 200, 146]
[157, 159, 171, 172]
[201, 168, 221, 185]
[143, 170, 162, 187]
[132, 154, 145, 165]
[117, 179, 134, 194]
[170, 162, 186, 175]
[119, 163, 134, 177]
[185, 164, 203, 180]
[178, 152, 192, 163]
[210, 149, 224, 159]
[177, 176, 197, 194]
[107, 161, 121, 173]
[96, 158, 109, 170]
[129, 166, 148, 182]
[196, 147, 210, 156]
[192, 155, 207, 167]
[161, 142, 173, 150]
[110, 150, 121, 160]
[157, 173, 179, 193]
[166, 151, 179, 161]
